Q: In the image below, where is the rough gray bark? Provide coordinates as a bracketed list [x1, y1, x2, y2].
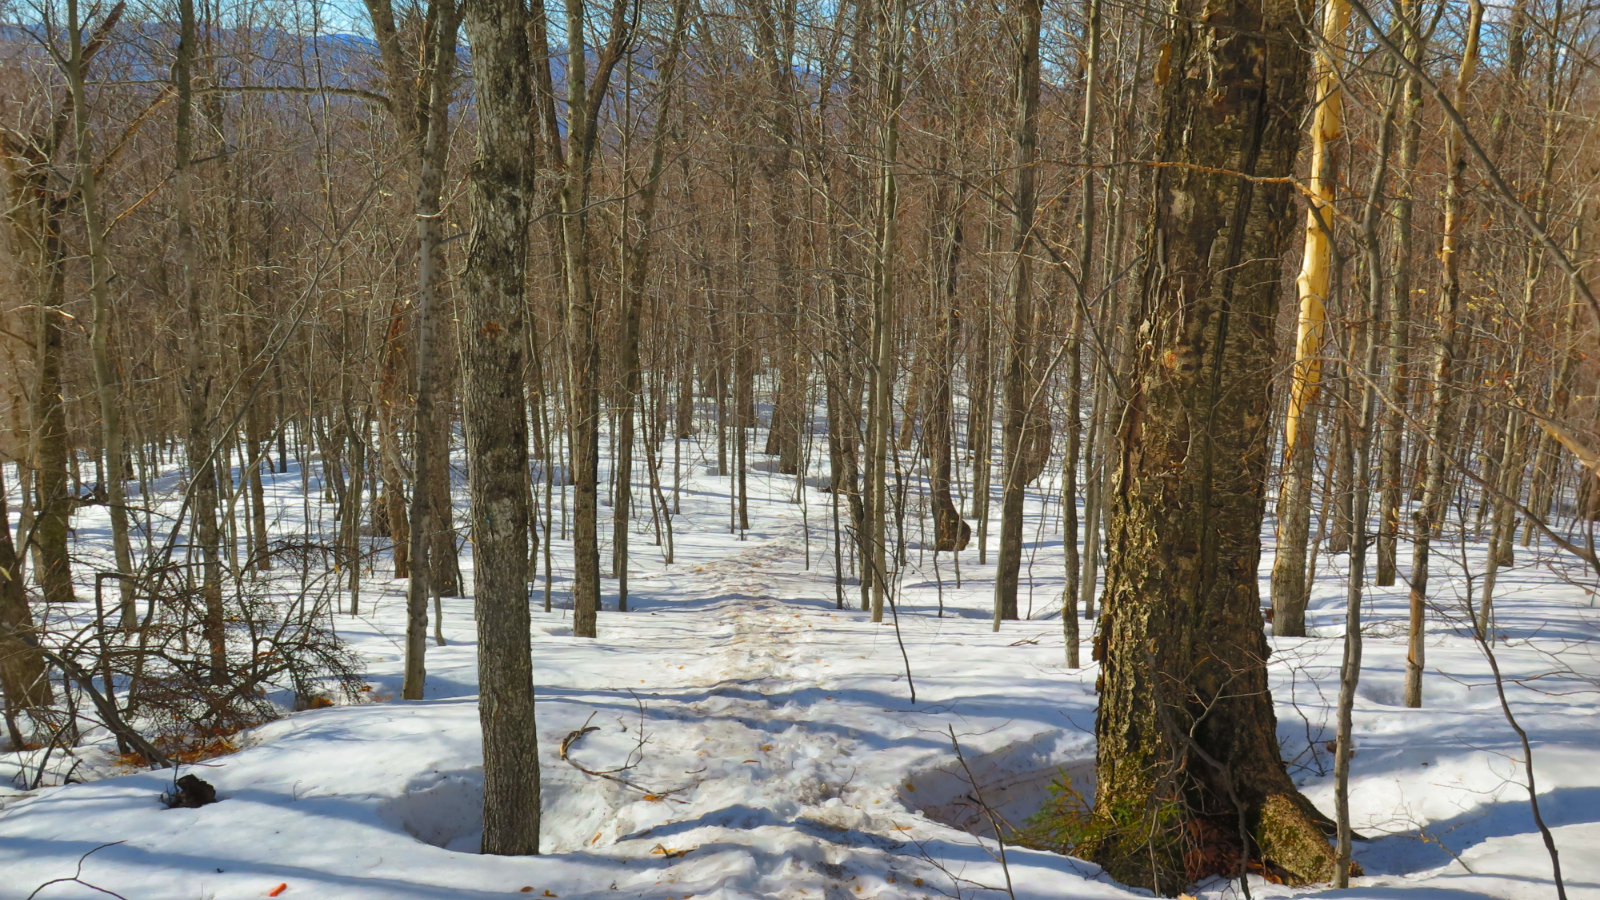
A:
[1090, 0, 1332, 887]
[459, 0, 540, 856]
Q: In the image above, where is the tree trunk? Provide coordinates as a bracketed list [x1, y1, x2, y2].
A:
[1407, 1, 1482, 709]
[612, 0, 687, 614]
[459, 0, 540, 855]
[866, 0, 907, 624]
[6, 122, 77, 613]
[1524, 210, 1587, 544]
[175, 0, 225, 684]
[378, 297, 410, 579]
[969, 215, 995, 565]
[1271, 402, 1318, 636]
[1060, 0, 1103, 668]
[993, 0, 1042, 628]
[1375, 0, 1423, 587]
[67, 0, 135, 626]
[751, 0, 805, 477]
[244, 320, 272, 574]
[383, 0, 461, 699]
[1480, 37, 1556, 633]
[927, 163, 969, 554]
[561, 0, 630, 639]
[1334, 58, 1400, 887]
[1272, 0, 1346, 636]
[31, 222, 75, 613]
[0, 474, 52, 729]
[364, 0, 466, 605]
[1090, 0, 1332, 888]
[341, 404, 366, 613]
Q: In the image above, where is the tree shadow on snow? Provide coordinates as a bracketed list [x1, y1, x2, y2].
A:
[1355, 784, 1600, 882]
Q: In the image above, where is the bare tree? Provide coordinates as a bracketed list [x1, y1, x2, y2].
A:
[1089, 0, 1332, 887]
[458, 0, 541, 855]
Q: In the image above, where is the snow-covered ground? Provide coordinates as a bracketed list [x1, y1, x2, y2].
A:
[2, 426, 1597, 900]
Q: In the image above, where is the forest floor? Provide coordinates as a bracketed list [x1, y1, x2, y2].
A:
[2, 435, 1599, 900]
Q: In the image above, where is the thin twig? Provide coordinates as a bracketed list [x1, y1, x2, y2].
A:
[559, 713, 687, 802]
[947, 726, 1016, 900]
[26, 841, 128, 900]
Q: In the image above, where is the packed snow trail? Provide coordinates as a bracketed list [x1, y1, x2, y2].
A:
[548, 525, 1108, 900]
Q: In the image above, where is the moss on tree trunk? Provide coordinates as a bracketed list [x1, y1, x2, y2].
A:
[1088, 0, 1333, 890]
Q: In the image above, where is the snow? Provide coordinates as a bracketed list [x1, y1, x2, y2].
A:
[2, 429, 1597, 900]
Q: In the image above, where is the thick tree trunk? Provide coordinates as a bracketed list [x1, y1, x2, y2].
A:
[459, 0, 540, 855]
[1090, 0, 1332, 888]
